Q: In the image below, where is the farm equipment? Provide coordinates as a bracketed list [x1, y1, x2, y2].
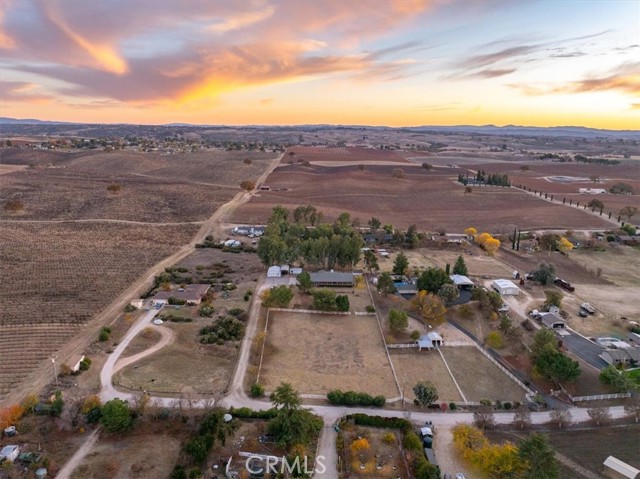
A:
[580, 302, 596, 314]
[554, 277, 575, 292]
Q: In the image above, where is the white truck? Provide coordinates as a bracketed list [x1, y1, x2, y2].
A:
[580, 303, 596, 314]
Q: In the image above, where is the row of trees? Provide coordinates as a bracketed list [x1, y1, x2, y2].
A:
[257, 206, 364, 269]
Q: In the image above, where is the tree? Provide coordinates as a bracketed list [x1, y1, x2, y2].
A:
[297, 271, 313, 293]
[261, 285, 294, 308]
[412, 291, 447, 325]
[517, 433, 558, 479]
[535, 350, 581, 385]
[268, 383, 322, 447]
[458, 304, 473, 319]
[531, 329, 559, 359]
[587, 199, 604, 210]
[531, 262, 556, 286]
[106, 183, 122, 193]
[589, 174, 600, 183]
[473, 407, 496, 430]
[464, 186, 473, 194]
[0, 404, 25, 430]
[243, 158, 252, 165]
[453, 255, 468, 275]
[363, 250, 379, 273]
[368, 217, 381, 231]
[620, 205, 639, 221]
[393, 252, 409, 275]
[452, 424, 489, 461]
[413, 381, 438, 407]
[512, 410, 532, 430]
[438, 283, 460, 304]
[520, 165, 530, 171]
[543, 290, 563, 310]
[486, 331, 505, 349]
[587, 406, 611, 426]
[464, 227, 477, 238]
[557, 237, 573, 255]
[549, 409, 572, 428]
[240, 180, 256, 191]
[311, 288, 337, 311]
[421, 162, 433, 170]
[610, 182, 634, 195]
[392, 168, 405, 178]
[389, 309, 408, 334]
[417, 267, 451, 294]
[100, 398, 134, 433]
[336, 294, 350, 312]
[377, 272, 396, 295]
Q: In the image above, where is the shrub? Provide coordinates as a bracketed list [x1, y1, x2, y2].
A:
[346, 414, 412, 431]
[199, 316, 244, 344]
[198, 304, 215, 317]
[365, 305, 375, 313]
[336, 295, 350, 312]
[250, 383, 265, 398]
[449, 402, 457, 410]
[410, 330, 420, 340]
[327, 390, 385, 407]
[99, 328, 110, 342]
[79, 357, 92, 371]
[228, 308, 245, 317]
[124, 304, 137, 313]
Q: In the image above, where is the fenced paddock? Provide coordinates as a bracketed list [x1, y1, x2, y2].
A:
[258, 311, 398, 397]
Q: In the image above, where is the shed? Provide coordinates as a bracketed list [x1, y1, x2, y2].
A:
[539, 312, 566, 329]
[68, 354, 86, 373]
[309, 271, 354, 287]
[267, 266, 282, 278]
[603, 456, 639, 479]
[492, 279, 520, 296]
[450, 274, 474, 289]
[290, 267, 303, 276]
[417, 332, 443, 351]
[0, 445, 20, 462]
[129, 299, 144, 309]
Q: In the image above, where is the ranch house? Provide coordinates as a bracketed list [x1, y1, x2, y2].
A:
[600, 348, 640, 367]
[309, 271, 354, 287]
[153, 284, 211, 306]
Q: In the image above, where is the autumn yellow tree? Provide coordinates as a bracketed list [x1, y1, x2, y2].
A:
[475, 442, 521, 478]
[0, 404, 25, 429]
[484, 237, 501, 255]
[412, 290, 447, 325]
[557, 237, 574, 255]
[350, 437, 370, 455]
[464, 227, 477, 238]
[452, 424, 488, 461]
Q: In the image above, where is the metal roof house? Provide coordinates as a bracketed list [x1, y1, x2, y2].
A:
[539, 312, 566, 330]
[309, 271, 354, 287]
[416, 332, 443, 351]
[267, 266, 282, 278]
[492, 279, 520, 296]
[0, 445, 20, 462]
[153, 284, 211, 305]
[603, 456, 640, 479]
[450, 274, 474, 289]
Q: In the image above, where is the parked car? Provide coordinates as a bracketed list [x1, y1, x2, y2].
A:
[456, 474, 467, 479]
[578, 309, 588, 318]
[498, 304, 510, 312]
[580, 302, 596, 314]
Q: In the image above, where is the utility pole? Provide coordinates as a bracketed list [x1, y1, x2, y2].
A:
[51, 357, 59, 389]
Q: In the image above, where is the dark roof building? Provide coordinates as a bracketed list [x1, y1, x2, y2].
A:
[309, 271, 354, 287]
[153, 284, 211, 304]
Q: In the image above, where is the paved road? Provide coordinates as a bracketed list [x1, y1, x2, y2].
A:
[562, 328, 608, 370]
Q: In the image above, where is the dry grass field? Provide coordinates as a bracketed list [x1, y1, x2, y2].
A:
[390, 351, 463, 402]
[232, 162, 612, 232]
[115, 319, 238, 395]
[0, 222, 198, 400]
[440, 346, 527, 402]
[70, 432, 182, 479]
[260, 311, 398, 397]
[0, 149, 277, 222]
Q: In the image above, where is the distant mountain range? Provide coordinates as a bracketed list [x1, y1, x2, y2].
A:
[0, 117, 638, 139]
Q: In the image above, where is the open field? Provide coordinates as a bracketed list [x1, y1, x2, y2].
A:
[260, 311, 398, 397]
[0, 149, 277, 222]
[390, 351, 463, 402]
[284, 146, 414, 165]
[115, 318, 239, 395]
[0, 222, 198, 400]
[71, 432, 182, 479]
[440, 346, 527, 402]
[232, 162, 613, 232]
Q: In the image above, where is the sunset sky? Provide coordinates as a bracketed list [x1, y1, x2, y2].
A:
[0, 0, 638, 129]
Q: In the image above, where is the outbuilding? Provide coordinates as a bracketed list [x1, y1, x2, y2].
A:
[603, 455, 639, 479]
[0, 445, 20, 462]
[267, 266, 282, 278]
[491, 279, 520, 296]
[68, 354, 86, 373]
[417, 332, 443, 351]
[539, 312, 566, 330]
[450, 274, 474, 289]
[309, 271, 354, 287]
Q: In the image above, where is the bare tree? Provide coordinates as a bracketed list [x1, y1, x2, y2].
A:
[473, 407, 496, 430]
[512, 410, 532, 429]
[133, 392, 151, 417]
[587, 407, 611, 426]
[549, 409, 572, 429]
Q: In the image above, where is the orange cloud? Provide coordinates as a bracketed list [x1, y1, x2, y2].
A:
[0, 0, 15, 49]
[0, 81, 54, 104]
[43, 3, 128, 74]
[552, 62, 640, 96]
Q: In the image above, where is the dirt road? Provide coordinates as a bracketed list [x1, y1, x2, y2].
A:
[113, 325, 174, 374]
[54, 428, 100, 479]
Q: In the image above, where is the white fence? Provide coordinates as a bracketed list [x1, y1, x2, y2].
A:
[388, 343, 418, 349]
[571, 392, 631, 402]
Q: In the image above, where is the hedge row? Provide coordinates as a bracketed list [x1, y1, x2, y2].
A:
[327, 390, 385, 407]
[346, 413, 412, 431]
